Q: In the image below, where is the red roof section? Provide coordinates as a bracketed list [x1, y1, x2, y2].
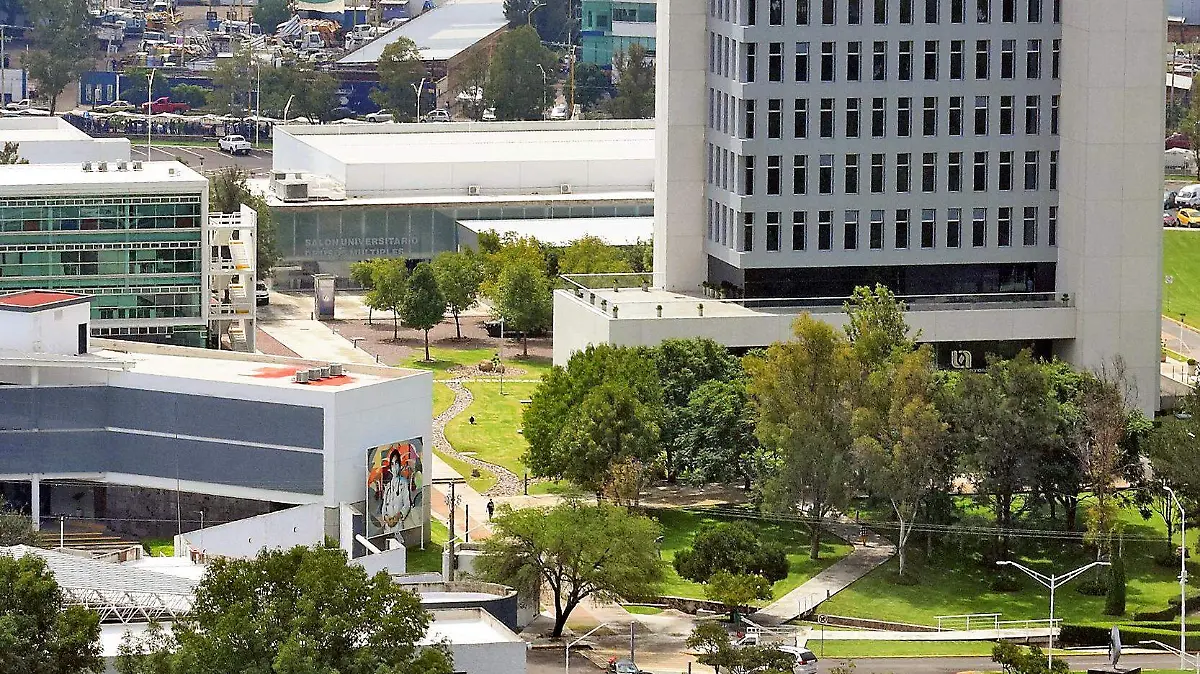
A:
[0, 290, 88, 308]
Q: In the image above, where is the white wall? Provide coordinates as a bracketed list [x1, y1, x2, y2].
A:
[446, 641, 526, 674]
[176, 503, 329, 559]
[0, 303, 90, 355]
[11, 138, 131, 164]
[354, 546, 408, 575]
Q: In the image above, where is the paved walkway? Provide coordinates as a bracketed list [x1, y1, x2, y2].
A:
[751, 522, 896, 625]
[797, 626, 1057, 645]
[258, 319, 378, 366]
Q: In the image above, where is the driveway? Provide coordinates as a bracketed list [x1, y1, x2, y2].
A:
[130, 143, 273, 177]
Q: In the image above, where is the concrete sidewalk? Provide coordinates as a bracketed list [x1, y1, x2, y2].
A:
[258, 319, 378, 366]
[751, 522, 895, 624]
[797, 626, 1057, 644]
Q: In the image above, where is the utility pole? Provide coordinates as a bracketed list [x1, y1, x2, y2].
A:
[147, 69, 155, 159]
[1166, 485, 1188, 671]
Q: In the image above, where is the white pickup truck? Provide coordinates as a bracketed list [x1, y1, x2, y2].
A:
[218, 134, 252, 156]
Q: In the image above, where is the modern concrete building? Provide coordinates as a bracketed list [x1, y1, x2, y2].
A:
[0, 160, 256, 350]
[0, 117, 130, 164]
[555, 0, 1165, 412]
[580, 0, 658, 66]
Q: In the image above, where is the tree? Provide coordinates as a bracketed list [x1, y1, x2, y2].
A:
[558, 236, 632, 275]
[1184, 87, 1200, 180]
[704, 571, 772, 625]
[261, 66, 339, 122]
[685, 623, 796, 674]
[366, 258, 409, 340]
[654, 338, 743, 481]
[492, 259, 552, 356]
[210, 46, 255, 115]
[0, 552, 103, 674]
[209, 168, 280, 279]
[455, 48, 491, 120]
[252, 0, 292, 33]
[746, 316, 855, 559]
[480, 234, 547, 294]
[992, 642, 1068, 674]
[572, 63, 611, 111]
[169, 84, 209, 110]
[672, 521, 789, 584]
[117, 545, 452, 674]
[399, 262, 446, 361]
[555, 381, 661, 492]
[1073, 362, 1135, 556]
[0, 141, 28, 164]
[372, 38, 425, 121]
[487, 26, 556, 121]
[677, 379, 760, 488]
[0, 506, 34, 545]
[115, 622, 174, 674]
[477, 500, 666, 638]
[350, 259, 381, 325]
[432, 250, 483, 339]
[1104, 550, 1126, 616]
[23, 0, 92, 114]
[602, 456, 649, 508]
[607, 44, 655, 119]
[503, 0, 572, 43]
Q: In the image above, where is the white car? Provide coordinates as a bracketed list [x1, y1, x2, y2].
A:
[549, 103, 568, 120]
[364, 111, 394, 123]
[255, 281, 269, 306]
[5, 98, 32, 111]
[424, 108, 452, 122]
[1176, 184, 1200, 208]
[777, 646, 819, 674]
[218, 134, 252, 156]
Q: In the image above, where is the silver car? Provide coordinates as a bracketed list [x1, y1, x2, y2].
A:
[777, 646, 819, 674]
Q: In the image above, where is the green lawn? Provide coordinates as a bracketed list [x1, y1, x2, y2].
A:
[623, 605, 665, 615]
[821, 499, 1197, 627]
[444, 382, 539, 478]
[433, 448, 497, 494]
[527, 480, 587, 496]
[808, 640, 997, 658]
[142, 538, 174, 557]
[405, 347, 553, 381]
[1163, 229, 1200, 325]
[406, 518, 449, 574]
[432, 382, 455, 418]
[653, 509, 853, 602]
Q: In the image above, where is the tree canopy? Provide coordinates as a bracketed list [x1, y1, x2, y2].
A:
[491, 258, 552, 356]
[372, 38, 426, 120]
[23, 0, 93, 114]
[487, 26, 556, 121]
[606, 43, 655, 119]
[558, 236, 632, 275]
[0, 552, 103, 674]
[399, 262, 447, 361]
[252, 0, 292, 33]
[432, 250, 483, 339]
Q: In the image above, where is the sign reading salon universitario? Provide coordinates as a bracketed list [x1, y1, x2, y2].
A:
[365, 439, 425, 538]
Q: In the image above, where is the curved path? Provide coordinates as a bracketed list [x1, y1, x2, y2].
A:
[432, 378, 538, 497]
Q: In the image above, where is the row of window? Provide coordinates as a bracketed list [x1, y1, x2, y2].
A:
[717, 36, 1061, 84]
[711, 0, 1061, 28]
[0, 215, 201, 233]
[715, 92, 1060, 140]
[707, 202, 1058, 252]
[0, 249, 200, 278]
[708, 147, 1059, 195]
[91, 292, 203, 321]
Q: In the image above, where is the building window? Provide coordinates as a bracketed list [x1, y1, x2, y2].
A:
[923, 96, 937, 136]
[1052, 39, 1060, 78]
[820, 98, 835, 137]
[819, 154, 834, 194]
[1051, 95, 1059, 134]
[846, 97, 861, 137]
[797, 0, 810, 24]
[796, 42, 810, 82]
[1024, 150, 1039, 190]
[973, 151, 988, 191]
[792, 211, 807, 250]
[949, 96, 963, 135]
[921, 209, 936, 248]
[793, 154, 808, 194]
[707, 199, 715, 240]
[947, 208, 962, 247]
[871, 97, 886, 137]
[870, 209, 885, 249]
[1023, 206, 1038, 246]
[845, 154, 860, 194]
[949, 40, 964, 79]
[1049, 206, 1057, 245]
[844, 210, 860, 250]
[1049, 150, 1058, 190]
[924, 40, 939, 80]
[999, 151, 1013, 190]
[766, 211, 781, 250]
[743, 212, 754, 252]
[898, 41, 913, 80]
[998, 206, 1012, 246]
[999, 95, 1013, 135]
[768, 98, 782, 138]
[870, 153, 885, 192]
[922, 152, 937, 192]
[744, 155, 755, 195]
[770, 0, 784, 24]
[818, 210, 833, 249]
[1001, 39, 1015, 79]
[896, 153, 911, 192]
[895, 209, 910, 248]
[821, 42, 836, 81]
[767, 155, 782, 194]
[975, 39, 990, 79]
[795, 98, 809, 137]
[874, 0, 887, 23]
[976, 0, 989, 22]
[897, 97, 912, 137]
[873, 41, 888, 80]
[900, 0, 914, 22]
[947, 151, 962, 191]
[972, 207, 987, 247]
[849, 0, 863, 23]
[951, 0, 964, 21]
[973, 95, 988, 135]
[1025, 95, 1040, 134]
[769, 42, 783, 81]
[822, 0, 836, 24]
[746, 42, 757, 82]
[925, 0, 939, 23]
[1053, 0, 1060, 21]
[747, 0, 757, 23]
[847, 41, 862, 81]
[744, 99, 756, 138]
[1001, 0, 1014, 22]
[1026, 39, 1042, 79]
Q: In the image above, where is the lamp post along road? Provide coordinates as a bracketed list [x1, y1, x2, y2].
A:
[412, 77, 427, 122]
[147, 69, 156, 158]
[996, 560, 1111, 669]
[1166, 485, 1189, 671]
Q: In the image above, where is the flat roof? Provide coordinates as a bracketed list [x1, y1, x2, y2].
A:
[338, 0, 507, 64]
[0, 290, 90, 311]
[421, 608, 524, 645]
[0, 117, 91, 142]
[461, 216, 652, 246]
[0, 161, 207, 196]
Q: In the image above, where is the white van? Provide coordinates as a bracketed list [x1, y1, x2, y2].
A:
[1176, 184, 1200, 208]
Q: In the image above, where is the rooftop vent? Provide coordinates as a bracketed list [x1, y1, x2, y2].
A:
[116, 161, 128, 172]
[168, 167, 177, 176]
[97, 161, 108, 172]
[294, 369, 310, 384]
[308, 367, 325, 380]
[467, 185, 481, 196]
[329, 363, 343, 376]
[132, 161, 143, 171]
[82, 161, 93, 172]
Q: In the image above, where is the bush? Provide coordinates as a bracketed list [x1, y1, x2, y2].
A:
[1075, 575, 1108, 596]
[1104, 554, 1126, 616]
[673, 521, 790, 584]
[992, 642, 1069, 674]
[990, 572, 1022, 592]
[1060, 623, 1200, 650]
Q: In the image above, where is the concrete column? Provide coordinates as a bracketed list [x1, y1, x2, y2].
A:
[654, 0, 709, 291]
[1056, 0, 1165, 414]
[30, 474, 40, 531]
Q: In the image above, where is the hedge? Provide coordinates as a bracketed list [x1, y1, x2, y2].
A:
[1060, 623, 1200, 650]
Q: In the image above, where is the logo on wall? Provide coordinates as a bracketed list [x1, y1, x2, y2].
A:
[950, 350, 973, 370]
[366, 439, 425, 537]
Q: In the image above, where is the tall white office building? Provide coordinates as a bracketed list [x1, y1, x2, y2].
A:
[555, 0, 1165, 412]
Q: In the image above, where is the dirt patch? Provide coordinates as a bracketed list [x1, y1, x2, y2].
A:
[328, 316, 553, 365]
[447, 364, 531, 378]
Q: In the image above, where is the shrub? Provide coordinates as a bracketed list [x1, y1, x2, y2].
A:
[990, 572, 1022, 592]
[673, 521, 791, 584]
[1104, 554, 1126, 616]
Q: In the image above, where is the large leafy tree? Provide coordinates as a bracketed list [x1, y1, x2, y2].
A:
[432, 250, 483, 339]
[261, 65, 339, 122]
[350, 259, 382, 324]
[399, 262, 446, 361]
[606, 43, 655, 119]
[487, 26, 556, 121]
[117, 545, 452, 674]
[0, 506, 34, 545]
[476, 500, 665, 638]
[0, 552, 103, 674]
[653, 338, 743, 481]
[676, 379, 759, 487]
[366, 258, 410, 340]
[491, 258, 552, 356]
[746, 315, 855, 560]
[23, 0, 92, 114]
[210, 46, 255, 115]
[672, 521, 788, 584]
[686, 623, 796, 674]
[572, 62, 611, 111]
[558, 236, 631, 275]
[503, 0, 572, 43]
[556, 381, 661, 493]
[372, 38, 425, 120]
[454, 48, 490, 120]
[252, 0, 292, 33]
[209, 168, 280, 279]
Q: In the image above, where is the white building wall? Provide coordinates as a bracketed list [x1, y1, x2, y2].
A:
[176, 503, 329, 559]
[445, 641, 526, 674]
[0, 303, 91, 355]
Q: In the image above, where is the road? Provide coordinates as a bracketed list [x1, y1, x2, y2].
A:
[130, 143, 273, 177]
[808, 652, 1182, 673]
[1163, 315, 1200, 359]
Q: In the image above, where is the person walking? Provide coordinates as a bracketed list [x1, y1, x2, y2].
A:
[486, 499, 495, 520]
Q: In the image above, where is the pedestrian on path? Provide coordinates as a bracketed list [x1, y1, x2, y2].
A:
[486, 499, 495, 520]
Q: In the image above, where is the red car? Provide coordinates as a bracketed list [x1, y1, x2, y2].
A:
[142, 97, 189, 114]
[1167, 132, 1192, 150]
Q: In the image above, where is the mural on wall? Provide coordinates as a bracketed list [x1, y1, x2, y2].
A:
[366, 439, 425, 537]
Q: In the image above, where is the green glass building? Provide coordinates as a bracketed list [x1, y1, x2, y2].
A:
[580, 0, 657, 67]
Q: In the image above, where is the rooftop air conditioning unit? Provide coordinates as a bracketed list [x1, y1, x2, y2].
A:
[294, 370, 310, 384]
[467, 185, 481, 196]
[168, 167, 177, 176]
[132, 161, 143, 171]
[308, 367, 325, 380]
[271, 170, 288, 181]
[560, 183, 572, 194]
[82, 161, 93, 172]
[281, 181, 309, 202]
[116, 161, 128, 171]
[329, 363, 343, 376]
[97, 161, 108, 172]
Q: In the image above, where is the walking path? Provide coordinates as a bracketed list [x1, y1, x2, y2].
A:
[432, 380, 524, 497]
[751, 521, 896, 625]
[796, 625, 1057, 644]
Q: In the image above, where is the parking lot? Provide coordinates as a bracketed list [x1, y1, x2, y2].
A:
[130, 143, 273, 177]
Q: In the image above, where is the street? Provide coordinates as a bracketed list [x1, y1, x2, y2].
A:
[130, 143, 273, 177]
[1163, 315, 1200, 359]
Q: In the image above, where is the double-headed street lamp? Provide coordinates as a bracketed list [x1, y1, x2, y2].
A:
[996, 559, 1111, 669]
[1165, 485, 1189, 671]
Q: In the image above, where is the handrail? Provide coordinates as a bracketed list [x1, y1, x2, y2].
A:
[1139, 639, 1200, 673]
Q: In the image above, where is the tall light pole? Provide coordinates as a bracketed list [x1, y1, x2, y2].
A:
[536, 63, 548, 118]
[1166, 484, 1189, 671]
[412, 77, 427, 121]
[147, 69, 156, 159]
[527, 0, 545, 25]
[254, 60, 261, 147]
[566, 623, 607, 674]
[997, 560, 1111, 669]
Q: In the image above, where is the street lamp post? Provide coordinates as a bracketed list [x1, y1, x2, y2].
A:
[996, 560, 1111, 669]
[412, 77, 428, 122]
[1165, 485, 1189, 671]
[527, 0, 546, 25]
[566, 623, 608, 674]
[254, 61, 261, 147]
[536, 64, 548, 118]
[147, 69, 156, 158]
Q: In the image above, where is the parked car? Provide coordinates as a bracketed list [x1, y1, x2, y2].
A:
[484, 320, 546, 339]
[255, 281, 270, 306]
[1167, 211, 1180, 227]
[4, 98, 33, 111]
[96, 99, 137, 113]
[777, 646, 820, 674]
[364, 111, 394, 123]
[1178, 208, 1200, 227]
[424, 108, 452, 122]
[1177, 184, 1200, 207]
[549, 103, 569, 120]
[606, 658, 642, 674]
[218, 134, 252, 155]
[142, 96, 189, 114]
[1167, 190, 1180, 209]
[1167, 133, 1192, 150]
[482, 107, 497, 121]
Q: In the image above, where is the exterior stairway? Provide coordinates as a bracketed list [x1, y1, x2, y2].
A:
[36, 521, 142, 556]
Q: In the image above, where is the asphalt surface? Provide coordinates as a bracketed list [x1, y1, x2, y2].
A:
[130, 143, 273, 177]
[1163, 315, 1200, 359]
[807, 652, 1183, 673]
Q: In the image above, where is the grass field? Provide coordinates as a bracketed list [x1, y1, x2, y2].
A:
[623, 605, 665, 615]
[1163, 229, 1200, 325]
[406, 518, 449, 574]
[433, 448, 497, 494]
[444, 382, 538, 478]
[432, 383, 455, 418]
[807, 640, 997, 658]
[653, 509, 853, 602]
[404, 347, 553, 381]
[142, 538, 174, 557]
